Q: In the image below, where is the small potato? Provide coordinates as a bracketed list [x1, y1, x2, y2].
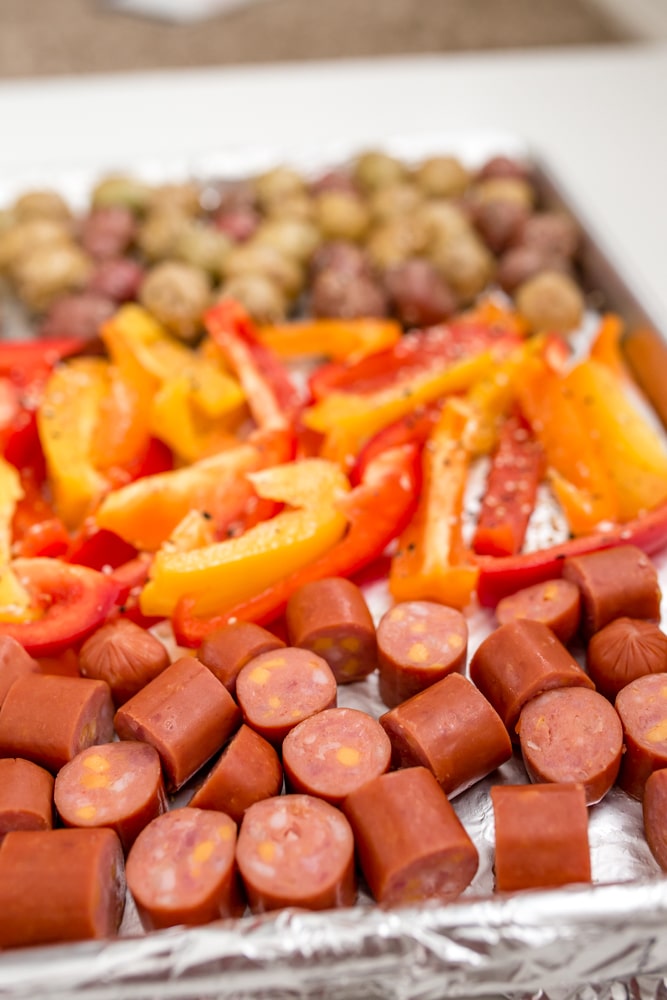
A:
[91, 174, 152, 215]
[385, 258, 457, 328]
[471, 177, 537, 209]
[315, 191, 370, 244]
[80, 206, 137, 261]
[416, 200, 472, 249]
[224, 241, 304, 300]
[309, 169, 359, 197]
[472, 199, 530, 254]
[368, 182, 423, 224]
[366, 218, 428, 270]
[0, 218, 72, 275]
[310, 241, 373, 280]
[514, 212, 580, 260]
[38, 292, 116, 340]
[515, 269, 585, 335]
[253, 218, 321, 264]
[137, 207, 190, 262]
[311, 269, 388, 319]
[214, 205, 261, 244]
[216, 272, 287, 325]
[265, 192, 316, 223]
[13, 242, 94, 313]
[255, 166, 306, 210]
[354, 151, 407, 192]
[174, 221, 232, 278]
[13, 189, 72, 224]
[149, 182, 202, 218]
[429, 232, 495, 303]
[88, 257, 146, 303]
[497, 245, 571, 294]
[139, 260, 211, 341]
[477, 155, 531, 181]
[415, 156, 471, 199]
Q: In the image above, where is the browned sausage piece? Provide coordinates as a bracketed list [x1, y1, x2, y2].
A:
[0, 827, 125, 948]
[54, 741, 167, 852]
[491, 783, 590, 892]
[379, 673, 512, 798]
[236, 794, 356, 913]
[0, 634, 39, 706]
[285, 577, 377, 684]
[342, 767, 478, 905]
[562, 544, 661, 638]
[235, 647, 337, 745]
[114, 656, 241, 792]
[469, 618, 594, 739]
[376, 601, 468, 708]
[0, 674, 115, 772]
[197, 621, 285, 696]
[79, 618, 170, 706]
[587, 617, 667, 700]
[517, 687, 623, 804]
[126, 807, 243, 930]
[495, 578, 581, 644]
[643, 768, 667, 871]
[0, 758, 54, 839]
[189, 724, 283, 824]
[282, 707, 391, 805]
[615, 673, 667, 799]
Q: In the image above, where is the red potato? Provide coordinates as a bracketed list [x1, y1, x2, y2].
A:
[0, 634, 40, 707]
[615, 673, 667, 800]
[0, 757, 54, 839]
[197, 621, 285, 696]
[586, 617, 667, 700]
[79, 617, 170, 706]
[495, 578, 581, 644]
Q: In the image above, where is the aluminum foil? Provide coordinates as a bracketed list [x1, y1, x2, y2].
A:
[2, 133, 667, 1000]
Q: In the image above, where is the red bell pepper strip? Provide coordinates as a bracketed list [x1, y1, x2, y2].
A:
[350, 401, 442, 485]
[172, 442, 421, 646]
[11, 468, 69, 559]
[66, 523, 138, 571]
[0, 558, 120, 657]
[0, 337, 89, 383]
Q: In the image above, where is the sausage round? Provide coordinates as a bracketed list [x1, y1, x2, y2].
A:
[376, 601, 468, 708]
[586, 617, 667, 700]
[0, 827, 125, 948]
[114, 656, 241, 792]
[342, 766, 478, 905]
[79, 618, 170, 706]
[285, 577, 377, 684]
[189, 724, 283, 824]
[562, 544, 661, 638]
[469, 618, 594, 738]
[0, 758, 54, 839]
[282, 707, 391, 805]
[235, 647, 337, 745]
[54, 741, 167, 852]
[126, 807, 243, 930]
[0, 635, 39, 707]
[495, 578, 581, 644]
[643, 768, 667, 871]
[491, 783, 591, 891]
[379, 672, 512, 798]
[197, 621, 285, 696]
[236, 794, 356, 913]
[517, 687, 623, 804]
[615, 673, 667, 799]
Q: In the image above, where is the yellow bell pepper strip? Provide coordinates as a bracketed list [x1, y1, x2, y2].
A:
[0, 457, 33, 616]
[149, 375, 241, 464]
[164, 510, 217, 553]
[95, 427, 293, 552]
[173, 442, 420, 645]
[140, 457, 350, 619]
[389, 398, 479, 609]
[256, 317, 402, 362]
[563, 357, 667, 521]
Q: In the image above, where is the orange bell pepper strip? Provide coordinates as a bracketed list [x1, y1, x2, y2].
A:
[256, 317, 402, 362]
[139, 457, 351, 619]
[389, 398, 479, 609]
[0, 456, 34, 616]
[588, 312, 625, 374]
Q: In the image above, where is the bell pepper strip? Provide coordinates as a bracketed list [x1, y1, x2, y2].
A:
[622, 326, 667, 433]
[108, 555, 161, 629]
[95, 427, 293, 552]
[389, 398, 479, 610]
[0, 557, 120, 657]
[0, 457, 34, 613]
[148, 375, 242, 464]
[66, 521, 137, 571]
[472, 412, 546, 557]
[256, 317, 402, 362]
[0, 337, 91, 383]
[350, 401, 442, 485]
[476, 497, 667, 607]
[172, 442, 421, 645]
[140, 457, 351, 619]
[204, 299, 304, 430]
[589, 313, 625, 374]
[164, 510, 218, 553]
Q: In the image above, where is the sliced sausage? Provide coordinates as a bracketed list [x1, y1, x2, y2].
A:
[236, 794, 356, 913]
[79, 618, 170, 706]
[114, 656, 241, 792]
[562, 544, 661, 638]
[469, 618, 594, 739]
[126, 807, 243, 930]
[495, 578, 581, 644]
[376, 601, 468, 708]
[189, 724, 283, 824]
[54, 741, 167, 852]
[615, 673, 667, 800]
[0, 634, 40, 706]
[0, 827, 125, 947]
[491, 783, 590, 892]
[282, 707, 391, 805]
[0, 674, 115, 772]
[285, 577, 377, 684]
[235, 647, 337, 745]
[197, 621, 285, 696]
[379, 672, 512, 798]
[342, 766, 478, 906]
[517, 687, 623, 804]
[0, 758, 54, 839]
[587, 617, 667, 700]
[643, 768, 667, 871]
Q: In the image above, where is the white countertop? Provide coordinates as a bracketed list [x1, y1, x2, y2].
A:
[2, 43, 666, 325]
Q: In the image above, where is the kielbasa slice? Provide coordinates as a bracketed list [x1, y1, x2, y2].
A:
[285, 577, 378, 683]
[491, 783, 591, 892]
[282, 707, 391, 805]
[126, 807, 243, 930]
[376, 600, 468, 708]
[114, 656, 241, 792]
[643, 768, 667, 872]
[0, 635, 39, 707]
[235, 647, 337, 745]
[189, 724, 283, 824]
[79, 618, 170, 706]
[517, 687, 623, 804]
[236, 794, 356, 913]
[495, 578, 581, 644]
[615, 673, 667, 799]
[0, 758, 54, 839]
[469, 618, 594, 738]
[379, 673, 512, 798]
[197, 621, 285, 696]
[54, 741, 167, 852]
[342, 766, 478, 906]
[0, 827, 125, 948]
[562, 544, 661, 638]
[587, 617, 667, 700]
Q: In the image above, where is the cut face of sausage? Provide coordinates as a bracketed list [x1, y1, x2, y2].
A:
[587, 617, 667, 700]
[615, 673, 667, 800]
[0, 758, 54, 840]
[495, 578, 581, 644]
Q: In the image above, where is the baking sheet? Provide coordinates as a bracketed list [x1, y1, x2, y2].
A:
[1, 132, 667, 999]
